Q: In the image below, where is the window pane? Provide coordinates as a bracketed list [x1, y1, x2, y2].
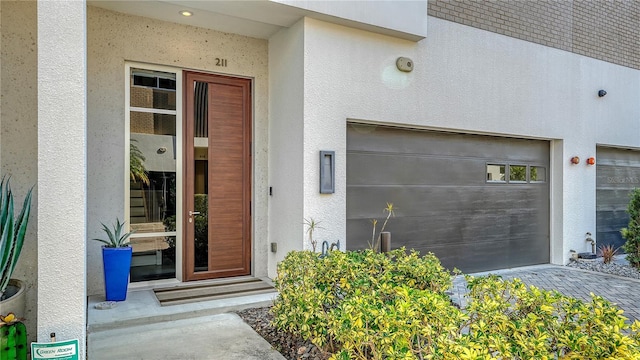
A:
[130, 235, 176, 282]
[487, 164, 505, 182]
[130, 69, 176, 110]
[130, 87, 176, 110]
[130, 130, 176, 234]
[530, 166, 546, 182]
[509, 165, 527, 182]
[131, 112, 176, 136]
[129, 171, 176, 233]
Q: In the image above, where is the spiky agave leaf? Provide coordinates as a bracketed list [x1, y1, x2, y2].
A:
[0, 177, 32, 298]
[0, 186, 32, 294]
[93, 219, 134, 248]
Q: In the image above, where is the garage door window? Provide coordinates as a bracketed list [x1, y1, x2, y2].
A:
[487, 164, 506, 182]
[530, 166, 546, 182]
[487, 164, 547, 184]
[509, 165, 527, 183]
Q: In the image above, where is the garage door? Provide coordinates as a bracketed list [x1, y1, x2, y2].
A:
[347, 124, 550, 273]
[596, 147, 640, 249]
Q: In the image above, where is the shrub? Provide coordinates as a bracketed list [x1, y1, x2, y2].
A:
[621, 188, 640, 268]
[463, 275, 640, 359]
[599, 244, 619, 264]
[271, 249, 453, 352]
[272, 250, 640, 359]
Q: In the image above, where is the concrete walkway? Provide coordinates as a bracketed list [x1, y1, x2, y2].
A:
[87, 289, 283, 359]
[88, 313, 284, 360]
[450, 264, 640, 322]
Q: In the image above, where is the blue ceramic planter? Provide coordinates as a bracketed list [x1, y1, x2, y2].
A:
[102, 247, 132, 301]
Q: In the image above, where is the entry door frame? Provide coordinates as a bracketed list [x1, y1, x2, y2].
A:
[182, 70, 253, 281]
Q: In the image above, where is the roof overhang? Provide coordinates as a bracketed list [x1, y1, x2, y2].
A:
[89, 0, 427, 41]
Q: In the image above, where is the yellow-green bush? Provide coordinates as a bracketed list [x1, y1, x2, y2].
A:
[272, 250, 640, 359]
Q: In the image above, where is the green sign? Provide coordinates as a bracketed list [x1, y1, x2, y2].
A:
[31, 339, 79, 360]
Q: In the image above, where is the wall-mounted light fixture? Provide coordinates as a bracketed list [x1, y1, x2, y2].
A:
[598, 90, 607, 97]
[586, 157, 596, 165]
[570, 156, 580, 165]
[319, 151, 335, 194]
[396, 57, 414, 72]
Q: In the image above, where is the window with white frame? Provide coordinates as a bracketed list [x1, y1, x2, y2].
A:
[127, 66, 179, 282]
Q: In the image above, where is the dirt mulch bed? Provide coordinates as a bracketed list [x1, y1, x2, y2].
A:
[236, 306, 331, 360]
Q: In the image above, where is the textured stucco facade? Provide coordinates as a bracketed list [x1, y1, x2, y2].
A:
[37, 0, 87, 351]
[86, 6, 270, 295]
[1, 0, 39, 345]
[0, 1, 639, 357]
[294, 15, 639, 265]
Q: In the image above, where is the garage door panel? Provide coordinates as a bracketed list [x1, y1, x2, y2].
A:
[431, 239, 549, 273]
[596, 147, 640, 249]
[347, 220, 547, 273]
[348, 213, 544, 248]
[596, 189, 635, 209]
[347, 125, 549, 272]
[347, 185, 548, 216]
[347, 153, 483, 186]
[348, 125, 548, 162]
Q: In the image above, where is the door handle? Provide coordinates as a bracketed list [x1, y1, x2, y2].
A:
[189, 211, 201, 216]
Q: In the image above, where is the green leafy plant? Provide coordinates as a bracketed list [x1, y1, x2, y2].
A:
[272, 249, 640, 359]
[92, 219, 135, 248]
[598, 244, 619, 264]
[304, 217, 323, 252]
[272, 248, 453, 355]
[0, 177, 33, 299]
[621, 188, 640, 268]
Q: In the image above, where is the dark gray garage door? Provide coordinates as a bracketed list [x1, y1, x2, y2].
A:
[347, 124, 550, 273]
[596, 147, 640, 249]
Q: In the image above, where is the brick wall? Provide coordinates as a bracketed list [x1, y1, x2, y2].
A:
[428, 0, 640, 70]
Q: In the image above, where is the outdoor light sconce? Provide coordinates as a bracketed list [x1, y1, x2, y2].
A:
[319, 151, 335, 194]
[570, 156, 580, 165]
[586, 157, 596, 165]
[396, 57, 414, 72]
[598, 90, 607, 97]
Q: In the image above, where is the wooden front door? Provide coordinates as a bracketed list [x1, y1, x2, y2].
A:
[183, 71, 251, 281]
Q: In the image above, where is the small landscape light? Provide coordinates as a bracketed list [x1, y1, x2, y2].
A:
[179, 10, 193, 17]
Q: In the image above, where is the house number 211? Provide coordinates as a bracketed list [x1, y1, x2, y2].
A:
[215, 58, 228, 67]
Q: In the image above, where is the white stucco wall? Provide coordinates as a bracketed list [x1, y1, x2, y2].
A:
[87, 6, 269, 295]
[1, 0, 39, 344]
[272, 0, 428, 41]
[37, 0, 87, 351]
[293, 16, 640, 265]
[267, 20, 305, 277]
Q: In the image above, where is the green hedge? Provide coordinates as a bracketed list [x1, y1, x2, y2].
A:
[272, 249, 640, 359]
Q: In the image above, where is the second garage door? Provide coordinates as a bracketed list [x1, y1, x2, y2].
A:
[596, 147, 640, 250]
[346, 124, 550, 273]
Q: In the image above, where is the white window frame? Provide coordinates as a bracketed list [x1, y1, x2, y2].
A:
[125, 62, 183, 283]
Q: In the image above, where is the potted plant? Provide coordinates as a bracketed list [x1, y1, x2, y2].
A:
[93, 219, 135, 301]
[0, 177, 33, 318]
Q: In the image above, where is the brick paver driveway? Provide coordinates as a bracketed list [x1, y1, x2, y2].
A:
[450, 265, 640, 323]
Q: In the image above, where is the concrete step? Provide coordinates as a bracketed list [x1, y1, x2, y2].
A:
[87, 278, 277, 333]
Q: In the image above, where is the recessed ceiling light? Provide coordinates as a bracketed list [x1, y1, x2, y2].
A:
[180, 10, 193, 17]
